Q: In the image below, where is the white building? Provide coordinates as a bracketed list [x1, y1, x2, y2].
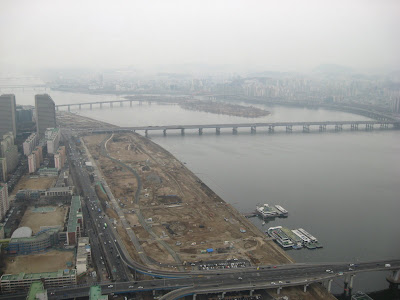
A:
[45, 128, 60, 154]
[76, 237, 91, 276]
[23, 133, 38, 156]
[0, 183, 9, 219]
[28, 154, 37, 174]
[1, 133, 18, 174]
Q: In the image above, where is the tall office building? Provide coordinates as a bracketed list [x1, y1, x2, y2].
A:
[0, 94, 17, 139]
[35, 94, 56, 137]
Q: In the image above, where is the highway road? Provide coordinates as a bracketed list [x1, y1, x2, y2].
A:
[66, 132, 130, 282]
[38, 129, 398, 300]
[41, 259, 400, 299]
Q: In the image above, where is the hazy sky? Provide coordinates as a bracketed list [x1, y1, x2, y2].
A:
[1, 0, 399, 73]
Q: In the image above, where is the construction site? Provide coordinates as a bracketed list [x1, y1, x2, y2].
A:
[84, 132, 295, 267]
[56, 112, 337, 300]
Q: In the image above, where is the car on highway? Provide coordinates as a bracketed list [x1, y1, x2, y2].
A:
[108, 285, 113, 288]
[238, 277, 242, 280]
[138, 286, 143, 289]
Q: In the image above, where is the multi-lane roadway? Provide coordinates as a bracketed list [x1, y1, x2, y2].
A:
[51, 131, 400, 300]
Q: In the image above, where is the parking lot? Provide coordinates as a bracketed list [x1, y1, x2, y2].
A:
[189, 259, 251, 270]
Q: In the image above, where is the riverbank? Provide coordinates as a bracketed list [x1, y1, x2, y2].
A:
[57, 111, 336, 300]
[180, 100, 270, 118]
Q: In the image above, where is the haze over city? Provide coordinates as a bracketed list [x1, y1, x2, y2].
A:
[0, 1, 399, 300]
[1, 0, 400, 73]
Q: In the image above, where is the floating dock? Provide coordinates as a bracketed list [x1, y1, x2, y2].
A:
[267, 226, 322, 250]
[266, 226, 294, 248]
[256, 204, 288, 219]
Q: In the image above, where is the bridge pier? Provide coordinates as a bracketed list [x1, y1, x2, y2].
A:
[326, 279, 333, 293]
[277, 287, 282, 295]
[163, 129, 167, 136]
[193, 293, 197, 300]
[344, 274, 355, 297]
[387, 269, 400, 286]
[130, 100, 132, 107]
[351, 123, 358, 130]
[90, 103, 92, 110]
[181, 129, 185, 136]
[79, 104, 81, 110]
[232, 127, 238, 135]
[120, 101, 123, 107]
[251, 126, 256, 134]
[139, 101, 142, 106]
[56, 106, 59, 111]
[110, 102, 113, 108]
[303, 125, 309, 133]
[335, 124, 342, 131]
[286, 125, 292, 133]
[216, 127, 220, 135]
[249, 290, 254, 296]
[380, 123, 388, 128]
[199, 128, 203, 135]
[303, 284, 309, 293]
[100, 103, 102, 109]
[68, 105, 71, 112]
[221, 292, 226, 298]
[145, 130, 148, 137]
[319, 124, 326, 132]
[269, 125, 275, 133]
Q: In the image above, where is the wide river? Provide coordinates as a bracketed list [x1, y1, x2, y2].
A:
[11, 89, 400, 294]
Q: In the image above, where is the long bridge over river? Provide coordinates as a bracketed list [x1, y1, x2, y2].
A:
[84, 120, 400, 137]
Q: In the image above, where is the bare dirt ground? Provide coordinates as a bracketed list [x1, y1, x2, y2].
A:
[10, 176, 55, 196]
[19, 206, 67, 234]
[4, 250, 75, 274]
[83, 132, 294, 266]
[62, 112, 337, 300]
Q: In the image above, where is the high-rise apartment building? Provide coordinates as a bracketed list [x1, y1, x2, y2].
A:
[45, 128, 60, 154]
[35, 94, 56, 137]
[0, 183, 9, 219]
[23, 133, 38, 156]
[0, 158, 7, 182]
[28, 153, 37, 174]
[0, 94, 17, 139]
[54, 146, 66, 170]
[0, 133, 18, 175]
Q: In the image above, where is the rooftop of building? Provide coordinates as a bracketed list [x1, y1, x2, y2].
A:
[24, 133, 37, 142]
[67, 196, 82, 233]
[45, 128, 60, 140]
[1, 269, 76, 281]
[38, 167, 58, 172]
[9, 227, 60, 243]
[26, 281, 46, 300]
[47, 186, 73, 192]
[89, 285, 108, 300]
[11, 227, 32, 239]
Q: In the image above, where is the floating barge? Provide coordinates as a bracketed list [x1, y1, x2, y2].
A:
[256, 204, 288, 219]
[267, 226, 322, 250]
[266, 226, 294, 248]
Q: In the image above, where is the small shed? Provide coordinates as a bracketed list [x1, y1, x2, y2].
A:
[206, 248, 214, 253]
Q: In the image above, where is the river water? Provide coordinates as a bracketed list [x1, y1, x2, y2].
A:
[9, 89, 400, 294]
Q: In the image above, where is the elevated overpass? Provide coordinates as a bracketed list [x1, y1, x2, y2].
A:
[35, 260, 400, 299]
